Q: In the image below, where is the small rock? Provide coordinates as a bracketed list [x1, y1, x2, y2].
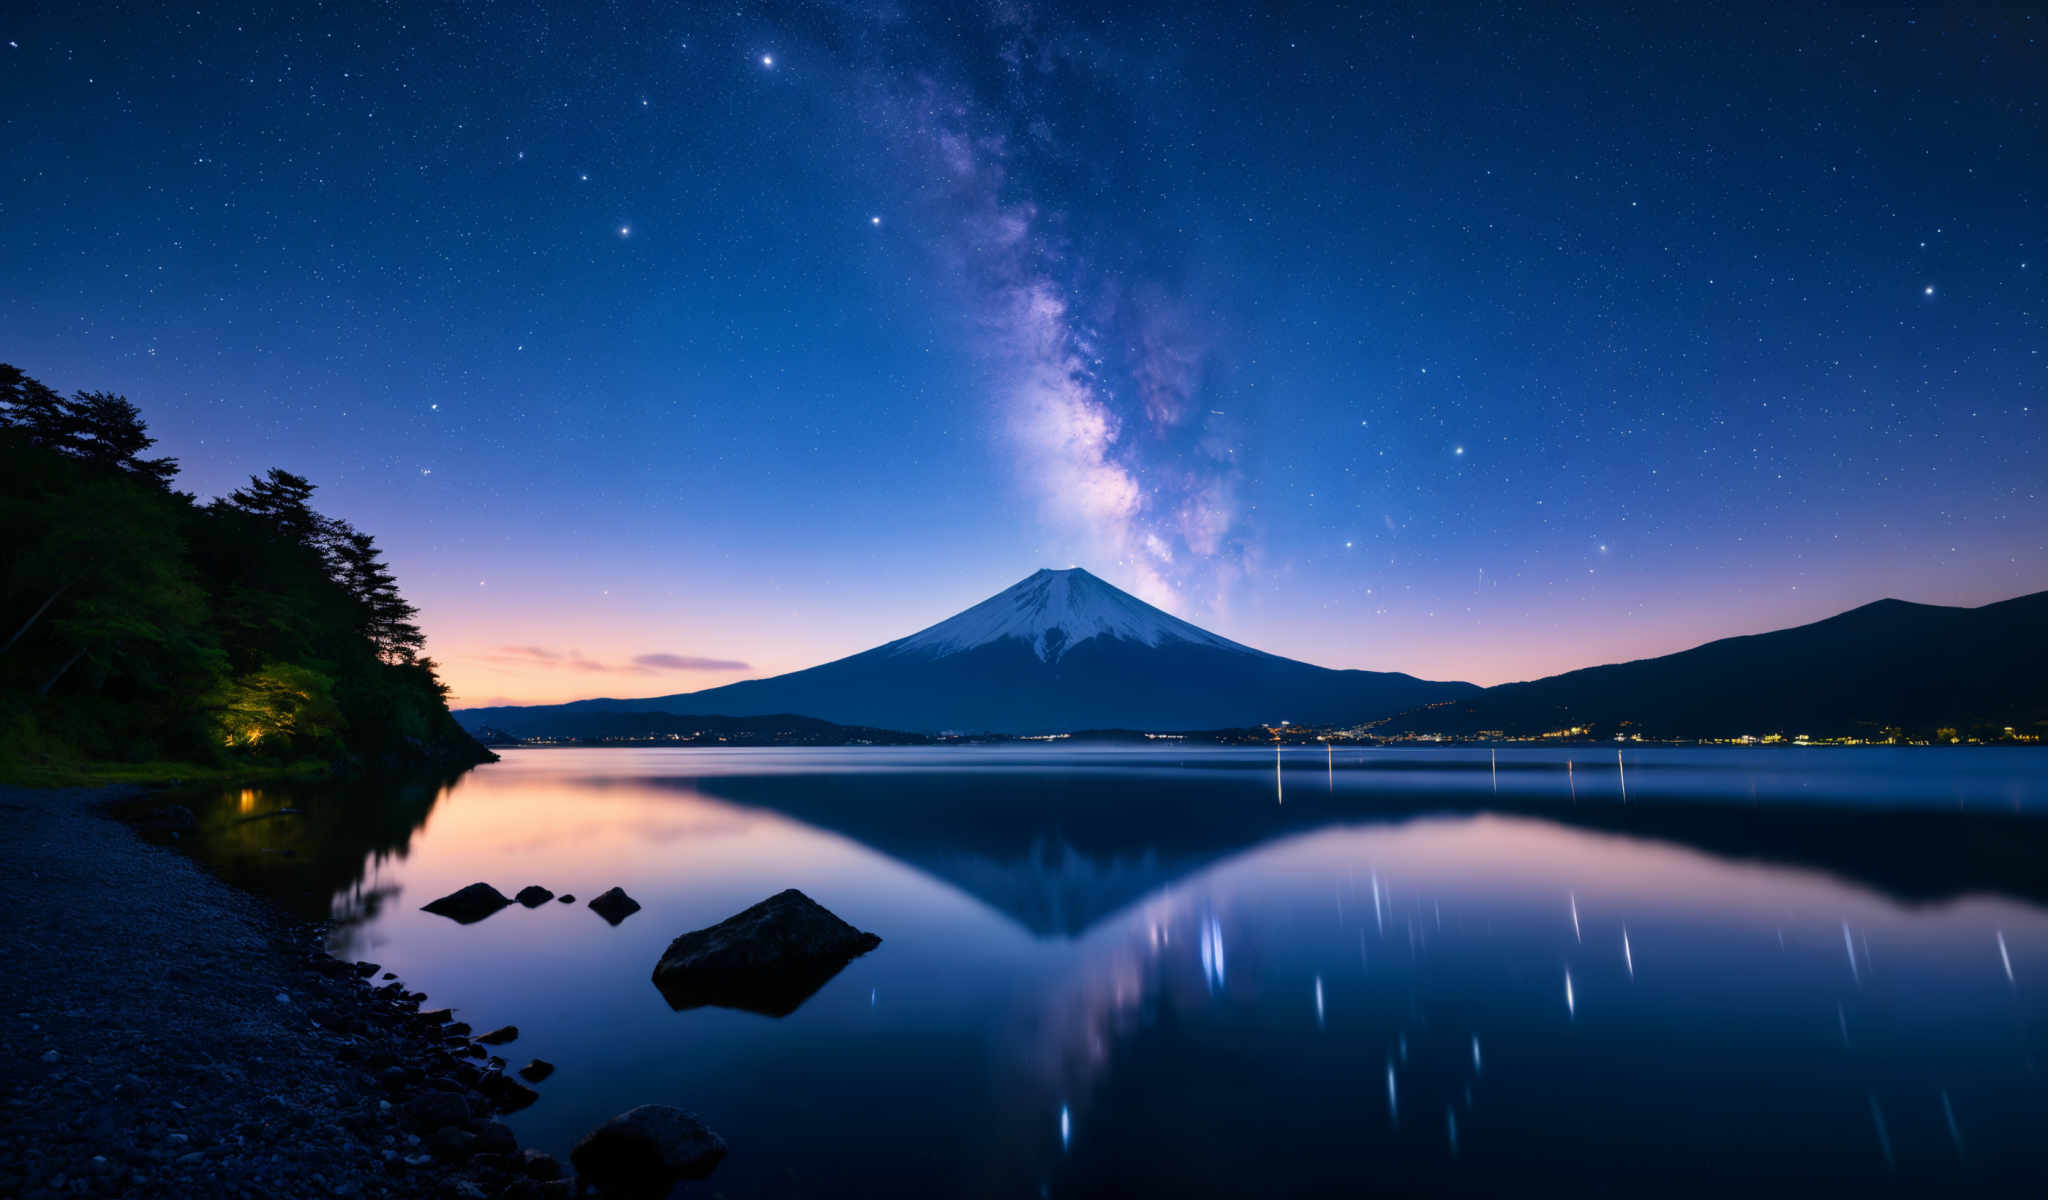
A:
[557, 894, 575, 904]
[473, 1121, 518, 1157]
[514, 885, 554, 907]
[587, 887, 641, 926]
[273, 992, 291, 1004]
[401, 1090, 472, 1130]
[422, 883, 514, 924]
[520, 1149, 563, 1181]
[39, 1048, 60, 1064]
[570, 1105, 726, 1194]
[517, 1059, 554, 1083]
[427, 1125, 477, 1160]
[477, 1025, 519, 1045]
[354, 962, 381, 977]
[478, 1072, 540, 1114]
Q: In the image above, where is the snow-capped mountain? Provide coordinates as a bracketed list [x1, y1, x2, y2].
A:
[457, 567, 1477, 736]
[888, 567, 1256, 662]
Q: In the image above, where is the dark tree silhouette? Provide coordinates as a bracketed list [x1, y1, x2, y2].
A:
[224, 468, 325, 547]
[327, 523, 427, 665]
[0, 368, 176, 486]
[64, 391, 179, 486]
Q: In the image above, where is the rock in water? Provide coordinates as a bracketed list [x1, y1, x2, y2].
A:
[570, 1105, 726, 1196]
[518, 1058, 555, 1083]
[479, 1071, 541, 1113]
[557, 894, 575, 904]
[421, 883, 514, 924]
[588, 887, 641, 926]
[650, 888, 881, 1016]
[514, 885, 554, 907]
[477, 1025, 519, 1045]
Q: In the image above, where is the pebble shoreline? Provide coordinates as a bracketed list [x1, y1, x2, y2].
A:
[0, 785, 567, 1199]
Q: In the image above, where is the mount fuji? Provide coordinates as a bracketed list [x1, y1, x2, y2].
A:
[456, 568, 1478, 736]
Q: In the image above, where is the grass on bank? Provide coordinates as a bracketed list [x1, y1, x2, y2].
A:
[0, 755, 335, 790]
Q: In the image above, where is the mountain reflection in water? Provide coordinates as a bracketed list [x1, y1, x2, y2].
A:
[145, 747, 2048, 1197]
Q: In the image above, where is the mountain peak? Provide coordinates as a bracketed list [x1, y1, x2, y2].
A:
[889, 568, 1262, 663]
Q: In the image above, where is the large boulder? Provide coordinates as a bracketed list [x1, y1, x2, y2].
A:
[588, 887, 641, 926]
[570, 1105, 725, 1197]
[422, 883, 513, 924]
[515, 885, 554, 907]
[650, 889, 881, 1016]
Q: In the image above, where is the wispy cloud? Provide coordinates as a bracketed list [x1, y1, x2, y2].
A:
[631, 652, 751, 671]
[481, 646, 749, 674]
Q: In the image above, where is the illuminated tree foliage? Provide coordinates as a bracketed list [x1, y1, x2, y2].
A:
[0, 364, 485, 775]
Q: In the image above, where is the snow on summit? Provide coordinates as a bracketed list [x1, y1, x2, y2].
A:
[889, 568, 1262, 662]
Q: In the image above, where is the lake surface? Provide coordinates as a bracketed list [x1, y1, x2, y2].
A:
[168, 746, 2048, 1196]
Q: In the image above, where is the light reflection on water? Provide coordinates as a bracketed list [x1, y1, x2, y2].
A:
[165, 747, 2048, 1196]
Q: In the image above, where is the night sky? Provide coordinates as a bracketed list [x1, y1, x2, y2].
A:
[4, 2, 2042, 705]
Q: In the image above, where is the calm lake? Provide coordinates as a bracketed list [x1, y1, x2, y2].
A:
[167, 746, 2048, 1196]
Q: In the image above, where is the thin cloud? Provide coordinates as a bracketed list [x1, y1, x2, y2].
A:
[632, 653, 751, 672]
[481, 646, 749, 675]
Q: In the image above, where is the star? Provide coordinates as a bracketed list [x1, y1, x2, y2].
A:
[1923, 285, 1935, 296]
[870, 215, 881, 226]
[1454, 445, 1465, 456]
[761, 54, 774, 67]
[618, 225, 631, 238]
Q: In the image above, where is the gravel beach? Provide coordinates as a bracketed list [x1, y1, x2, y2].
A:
[0, 785, 565, 1199]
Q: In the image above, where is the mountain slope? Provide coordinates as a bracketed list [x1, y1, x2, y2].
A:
[457, 568, 1477, 736]
[1380, 591, 2048, 739]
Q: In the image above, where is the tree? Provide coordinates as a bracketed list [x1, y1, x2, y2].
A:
[0, 367, 179, 485]
[0, 363, 70, 445]
[327, 523, 426, 665]
[64, 390, 179, 486]
[224, 468, 324, 547]
[215, 661, 345, 754]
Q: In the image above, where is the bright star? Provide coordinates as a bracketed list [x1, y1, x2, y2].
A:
[618, 225, 631, 237]
[870, 215, 881, 226]
[1454, 446, 1465, 456]
[1923, 285, 1935, 296]
[761, 54, 773, 67]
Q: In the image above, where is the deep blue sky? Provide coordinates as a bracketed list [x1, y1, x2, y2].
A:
[4, 1, 2041, 703]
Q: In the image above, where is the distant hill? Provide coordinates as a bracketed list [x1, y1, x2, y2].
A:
[474, 711, 929, 747]
[1379, 591, 2048, 740]
[457, 568, 1477, 736]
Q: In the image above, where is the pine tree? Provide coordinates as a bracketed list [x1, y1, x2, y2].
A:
[225, 468, 324, 547]
[0, 364, 70, 445]
[328, 523, 426, 665]
[65, 390, 179, 486]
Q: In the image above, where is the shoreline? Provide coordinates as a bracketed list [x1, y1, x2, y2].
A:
[0, 784, 564, 1199]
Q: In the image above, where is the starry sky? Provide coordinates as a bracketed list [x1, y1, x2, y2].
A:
[4, 1, 2042, 706]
